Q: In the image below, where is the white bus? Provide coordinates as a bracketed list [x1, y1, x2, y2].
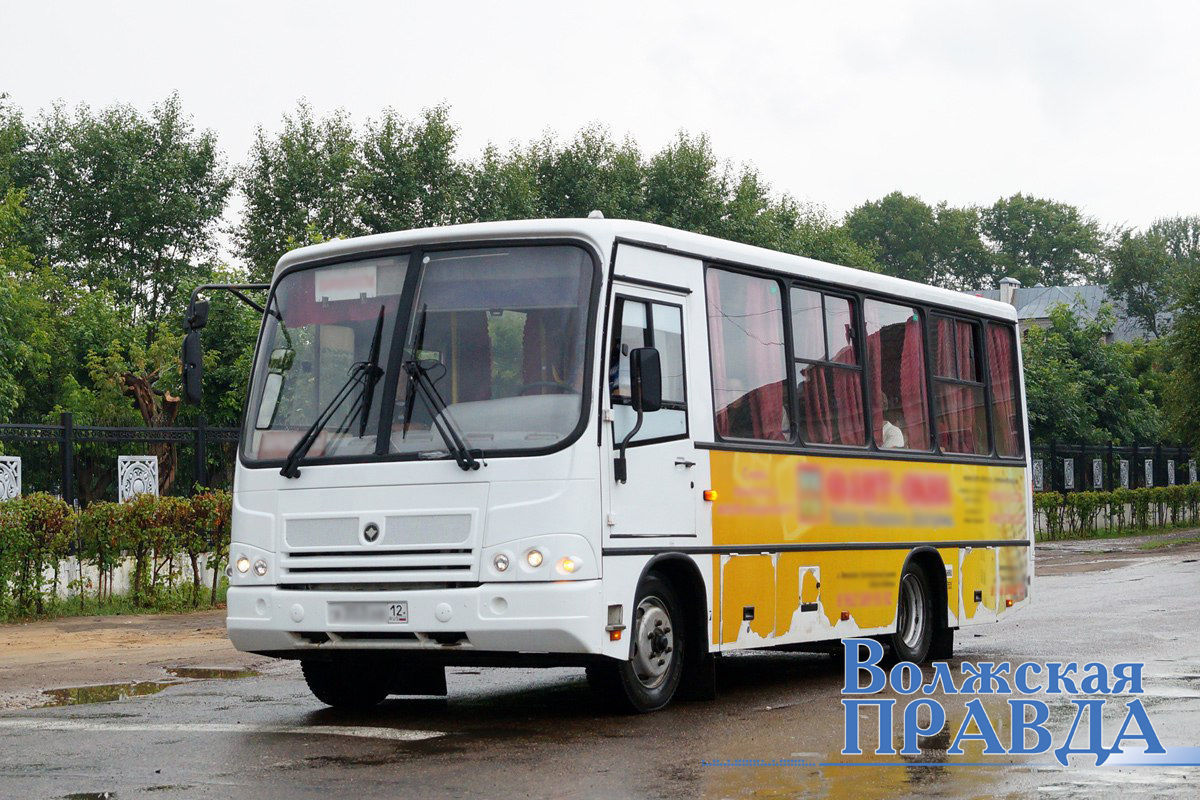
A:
[187, 218, 1031, 712]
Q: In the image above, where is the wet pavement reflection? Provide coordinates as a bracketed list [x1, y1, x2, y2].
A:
[0, 540, 1197, 799]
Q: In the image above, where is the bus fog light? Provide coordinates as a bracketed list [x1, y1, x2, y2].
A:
[493, 553, 510, 572]
[557, 556, 579, 574]
[235, 556, 251, 574]
[525, 549, 544, 568]
[253, 559, 268, 577]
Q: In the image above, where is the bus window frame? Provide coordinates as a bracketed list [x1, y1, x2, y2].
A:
[697, 255, 1026, 468]
[237, 236, 603, 471]
[608, 293, 690, 449]
[984, 320, 1026, 458]
[928, 312, 993, 457]
[787, 282, 870, 449]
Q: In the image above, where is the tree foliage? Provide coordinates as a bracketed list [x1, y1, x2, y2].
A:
[1021, 305, 1162, 445]
[18, 94, 230, 331]
[5, 91, 1200, 474]
[981, 193, 1108, 287]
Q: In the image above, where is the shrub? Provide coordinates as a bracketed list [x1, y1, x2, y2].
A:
[1034, 483, 1200, 540]
[0, 490, 233, 620]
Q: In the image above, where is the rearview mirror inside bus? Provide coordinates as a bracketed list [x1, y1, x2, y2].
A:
[182, 330, 203, 405]
[254, 347, 294, 430]
[629, 346, 662, 413]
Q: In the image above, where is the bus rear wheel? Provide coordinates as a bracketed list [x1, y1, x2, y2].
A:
[890, 564, 933, 663]
[301, 656, 391, 710]
[587, 574, 684, 713]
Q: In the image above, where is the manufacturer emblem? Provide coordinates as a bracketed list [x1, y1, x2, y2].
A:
[363, 522, 380, 543]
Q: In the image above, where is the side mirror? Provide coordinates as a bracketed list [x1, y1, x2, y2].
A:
[186, 299, 210, 331]
[629, 347, 662, 413]
[182, 330, 203, 405]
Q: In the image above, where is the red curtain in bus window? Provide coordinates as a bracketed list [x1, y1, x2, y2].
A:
[934, 317, 965, 451]
[988, 323, 1021, 456]
[453, 311, 492, 403]
[868, 327, 884, 441]
[801, 363, 833, 442]
[954, 320, 977, 449]
[899, 320, 930, 449]
[522, 309, 580, 394]
[743, 278, 787, 440]
[831, 348, 865, 445]
[707, 271, 788, 440]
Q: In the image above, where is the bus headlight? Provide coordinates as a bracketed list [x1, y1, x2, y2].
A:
[253, 559, 268, 577]
[493, 553, 510, 572]
[525, 549, 544, 568]
[235, 556, 251, 574]
[556, 556, 580, 575]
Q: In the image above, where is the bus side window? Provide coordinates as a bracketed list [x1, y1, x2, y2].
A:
[986, 322, 1023, 457]
[609, 297, 688, 443]
[864, 299, 931, 450]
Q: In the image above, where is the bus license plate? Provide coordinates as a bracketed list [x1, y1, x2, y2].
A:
[327, 601, 407, 624]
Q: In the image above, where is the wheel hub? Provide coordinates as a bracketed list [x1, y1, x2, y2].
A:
[631, 596, 674, 689]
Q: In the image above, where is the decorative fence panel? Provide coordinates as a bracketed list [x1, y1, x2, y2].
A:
[1030, 442, 1194, 493]
[0, 413, 239, 506]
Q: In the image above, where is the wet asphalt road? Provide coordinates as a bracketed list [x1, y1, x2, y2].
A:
[1, 539, 1198, 800]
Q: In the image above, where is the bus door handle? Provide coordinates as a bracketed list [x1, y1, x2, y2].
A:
[675, 457, 696, 468]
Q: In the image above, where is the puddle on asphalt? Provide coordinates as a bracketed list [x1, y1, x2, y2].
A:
[60, 792, 116, 799]
[38, 667, 260, 707]
[165, 667, 259, 680]
[40, 682, 179, 707]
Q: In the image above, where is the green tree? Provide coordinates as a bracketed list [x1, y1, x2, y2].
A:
[20, 94, 230, 333]
[355, 105, 467, 233]
[1165, 265, 1200, 446]
[1148, 215, 1200, 266]
[0, 190, 52, 421]
[845, 192, 991, 289]
[1021, 304, 1162, 445]
[1109, 229, 1175, 338]
[981, 193, 1108, 286]
[462, 143, 540, 222]
[0, 94, 30, 194]
[533, 125, 647, 219]
[846, 192, 941, 283]
[236, 102, 359, 281]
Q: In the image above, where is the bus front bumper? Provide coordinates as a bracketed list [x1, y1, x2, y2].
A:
[226, 580, 605, 656]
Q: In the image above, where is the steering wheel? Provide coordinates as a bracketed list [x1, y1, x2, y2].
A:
[518, 381, 575, 395]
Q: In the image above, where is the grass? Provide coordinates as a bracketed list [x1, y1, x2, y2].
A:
[1138, 535, 1200, 551]
[1036, 522, 1200, 542]
[0, 580, 228, 624]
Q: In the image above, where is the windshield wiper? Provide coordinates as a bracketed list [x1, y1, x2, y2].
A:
[279, 306, 386, 478]
[402, 360, 482, 471]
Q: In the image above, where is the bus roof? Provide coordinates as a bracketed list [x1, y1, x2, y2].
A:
[273, 218, 1018, 322]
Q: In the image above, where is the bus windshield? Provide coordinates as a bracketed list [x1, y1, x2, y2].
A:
[242, 244, 594, 465]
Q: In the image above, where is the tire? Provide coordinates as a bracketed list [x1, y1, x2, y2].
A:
[588, 574, 685, 713]
[889, 563, 934, 663]
[301, 657, 392, 710]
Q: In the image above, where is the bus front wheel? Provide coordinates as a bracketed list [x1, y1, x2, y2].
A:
[587, 573, 685, 713]
[890, 564, 933, 663]
[301, 657, 391, 710]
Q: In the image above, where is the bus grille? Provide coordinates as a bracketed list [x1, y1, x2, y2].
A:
[279, 548, 475, 585]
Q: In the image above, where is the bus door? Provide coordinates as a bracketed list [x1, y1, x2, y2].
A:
[605, 275, 699, 541]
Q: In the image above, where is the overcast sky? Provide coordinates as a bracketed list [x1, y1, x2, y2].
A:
[2, 1, 1197, 233]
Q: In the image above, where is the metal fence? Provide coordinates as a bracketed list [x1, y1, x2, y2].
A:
[0, 412, 239, 506]
[1030, 442, 1195, 492]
